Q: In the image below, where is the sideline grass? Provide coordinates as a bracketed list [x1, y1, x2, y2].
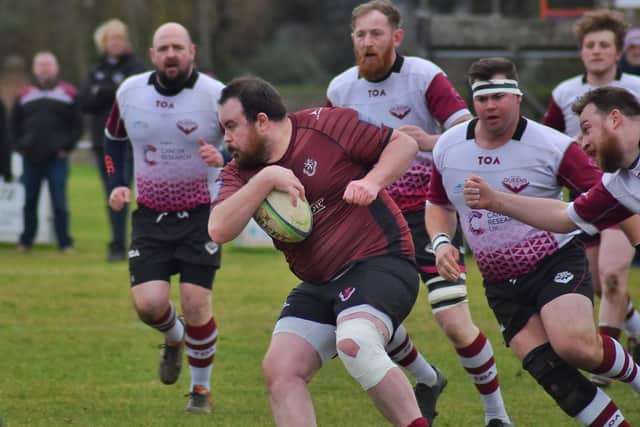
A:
[0, 163, 638, 426]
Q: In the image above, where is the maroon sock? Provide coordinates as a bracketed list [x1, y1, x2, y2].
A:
[406, 417, 428, 427]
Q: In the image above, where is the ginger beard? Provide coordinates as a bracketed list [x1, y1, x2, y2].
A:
[597, 126, 625, 172]
[230, 125, 269, 169]
[355, 41, 394, 81]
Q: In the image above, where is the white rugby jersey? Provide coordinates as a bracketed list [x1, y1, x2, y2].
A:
[428, 117, 601, 282]
[568, 156, 640, 234]
[544, 72, 640, 137]
[326, 55, 470, 212]
[105, 71, 224, 212]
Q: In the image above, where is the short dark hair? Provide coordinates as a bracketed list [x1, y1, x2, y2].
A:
[467, 57, 519, 86]
[218, 76, 287, 123]
[574, 9, 628, 52]
[572, 86, 640, 117]
[351, 0, 401, 30]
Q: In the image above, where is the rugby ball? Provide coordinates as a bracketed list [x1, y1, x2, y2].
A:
[253, 190, 313, 243]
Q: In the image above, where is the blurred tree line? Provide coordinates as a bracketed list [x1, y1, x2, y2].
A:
[0, 0, 367, 89]
[0, 0, 627, 114]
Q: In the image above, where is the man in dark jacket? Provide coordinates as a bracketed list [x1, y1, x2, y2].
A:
[11, 51, 82, 252]
[0, 102, 10, 182]
[79, 19, 145, 261]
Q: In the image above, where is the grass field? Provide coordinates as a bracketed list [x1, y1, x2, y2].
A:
[0, 163, 639, 427]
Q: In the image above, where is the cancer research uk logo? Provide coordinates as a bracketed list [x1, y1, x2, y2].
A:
[467, 211, 485, 235]
[143, 144, 158, 166]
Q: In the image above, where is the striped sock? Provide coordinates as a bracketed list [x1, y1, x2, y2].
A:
[592, 334, 640, 393]
[149, 302, 184, 342]
[186, 316, 218, 391]
[387, 324, 437, 386]
[456, 332, 510, 424]
[624, 300, 640, 337]
[575, 387, 629, 427]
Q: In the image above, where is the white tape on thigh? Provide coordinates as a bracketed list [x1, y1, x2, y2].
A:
[426, 275, 468, 313]
[336, 318, 396, 390]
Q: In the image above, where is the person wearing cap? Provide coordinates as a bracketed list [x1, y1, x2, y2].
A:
[426, 57, 637, 427]
[620, 27, 640, 75]
[542, 9, 640, 384]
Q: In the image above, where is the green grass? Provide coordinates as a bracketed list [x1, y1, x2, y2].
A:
[0, 163, 639, 426]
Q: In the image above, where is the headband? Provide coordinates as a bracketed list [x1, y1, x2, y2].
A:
[471, 79, 523, 97]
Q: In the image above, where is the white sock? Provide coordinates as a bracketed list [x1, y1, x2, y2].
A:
[190, 365, 213, 391]
[624, 301, 640, 337]
[165, 317, 184, 342]
[387, 324, 437, 386]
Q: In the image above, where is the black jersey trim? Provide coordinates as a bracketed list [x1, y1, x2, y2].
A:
[359, 53, 404, 83]
[368, 197, 403, 255]
[581, 68, 623, 84]
[147, 69, 199, 96]
[465, 117, 527, 141]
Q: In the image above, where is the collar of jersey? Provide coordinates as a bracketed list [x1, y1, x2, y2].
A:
[148, 70, 198, 96]
[359, 53, 404, 83]
[466, 116, 528, 141]
[581, 67, 623, 84]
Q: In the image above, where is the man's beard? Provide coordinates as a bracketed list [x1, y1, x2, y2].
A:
[355, 43, 394, 81]
[597, 127, 625, 172]
[36, 77, 57, 90]
[157, 67, 191, 91]
[235, 130, 269, 169]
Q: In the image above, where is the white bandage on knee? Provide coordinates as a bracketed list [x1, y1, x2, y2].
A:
[426, 274, 468, 313]
[336, 318, 396, 390]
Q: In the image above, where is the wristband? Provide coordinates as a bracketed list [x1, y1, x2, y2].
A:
[431, 232, 451, 253]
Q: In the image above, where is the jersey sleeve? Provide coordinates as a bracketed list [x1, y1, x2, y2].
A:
[104, 100, 128, 140]
[568, 180, 634, 234]
[425, 73, 469, 129]
[426, 163, 451, 206]
[542, 97, 565, 132]
[557, 142, 602, 192]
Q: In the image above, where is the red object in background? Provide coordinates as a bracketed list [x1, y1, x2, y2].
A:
[539, 0, 595, 17]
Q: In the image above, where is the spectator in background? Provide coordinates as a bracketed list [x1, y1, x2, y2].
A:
[11, 51, 82, 252]
[0, 102, 10, 181]
[79, 19, 145, 262]
[619, 28, 640, 75]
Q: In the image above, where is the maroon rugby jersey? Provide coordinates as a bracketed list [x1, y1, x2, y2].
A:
[213, 107, 415, 283]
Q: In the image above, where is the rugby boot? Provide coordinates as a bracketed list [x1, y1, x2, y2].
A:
[486, 419, 515, 427]
[185, 385, 212, 414]
[414, 365, 448, 425]
[159, 316, 185, 385]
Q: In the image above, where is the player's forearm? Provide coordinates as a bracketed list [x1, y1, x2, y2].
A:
[491, 191, 577, 233]
[209, 171, 275, 243]
[425, 203, 458, 238]
[366, 130, 418, 188]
